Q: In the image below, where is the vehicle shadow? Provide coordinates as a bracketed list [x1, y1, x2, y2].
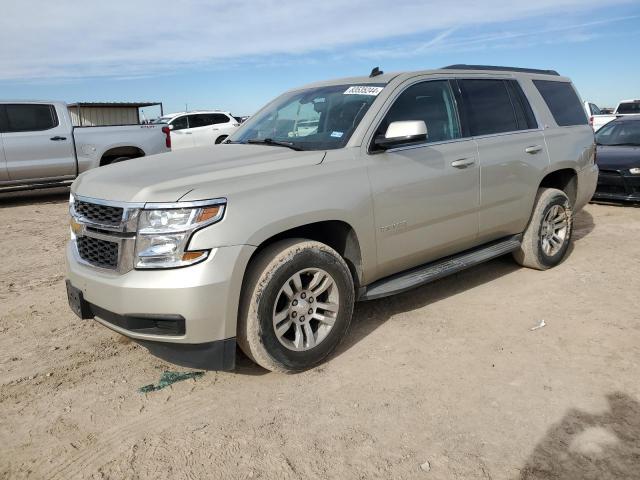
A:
[572, 208, 595, 242]
[338, 254, 521, 356]
[0, 186, 70, 208]
[516, 392, 640, 480]
[339, 208, 597, 359]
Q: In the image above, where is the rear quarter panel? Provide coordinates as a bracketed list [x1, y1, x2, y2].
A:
[73, 124, 169, 172]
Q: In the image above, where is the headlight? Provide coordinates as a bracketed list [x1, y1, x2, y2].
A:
[630, 167, 640, 175]
[135, 200, 225, 269]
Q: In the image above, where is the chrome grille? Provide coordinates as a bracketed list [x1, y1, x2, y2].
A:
[74, 200, 123, 227]
[76, 236, 119, 269]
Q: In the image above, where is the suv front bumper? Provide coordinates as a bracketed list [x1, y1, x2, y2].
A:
[65, 242, 255, 369]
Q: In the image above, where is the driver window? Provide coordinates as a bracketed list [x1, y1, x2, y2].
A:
[378, 80, 461, 143]
[171, 116, 188, 131]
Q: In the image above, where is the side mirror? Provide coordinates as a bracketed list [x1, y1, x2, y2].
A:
[168, 124, 175, 130]
[374, 120, 428, 149]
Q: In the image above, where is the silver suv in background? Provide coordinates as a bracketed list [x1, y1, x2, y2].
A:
[66, 65, 597, 373]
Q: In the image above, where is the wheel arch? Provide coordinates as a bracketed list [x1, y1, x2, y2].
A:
[99, 145, 146, 166]
[244, 220, 364, 291]
[539, 167, 578, 206]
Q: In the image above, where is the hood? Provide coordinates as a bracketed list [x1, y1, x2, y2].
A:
[596, 145, 640, 170]
[72, 144, 326, 203]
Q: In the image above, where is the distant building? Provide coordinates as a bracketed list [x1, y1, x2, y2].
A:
[68, 102, 163, 126]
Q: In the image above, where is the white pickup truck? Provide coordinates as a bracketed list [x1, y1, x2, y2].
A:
[589, 99, 640, 131]
[0, 101, 171, 192]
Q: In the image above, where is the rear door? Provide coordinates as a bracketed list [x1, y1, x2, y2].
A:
[1, 103, 76, 181]
[168, 115, 193, 149]
[0, 130, 8, 181]
[456, 78, 548, 241]
[366, 78, 480, 278]
[188, 113, 235, 146]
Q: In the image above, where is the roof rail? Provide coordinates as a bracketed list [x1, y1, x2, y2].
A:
[442, 64, 560, 76]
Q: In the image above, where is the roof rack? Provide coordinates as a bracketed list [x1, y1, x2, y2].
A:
[442, 64, 560, 76]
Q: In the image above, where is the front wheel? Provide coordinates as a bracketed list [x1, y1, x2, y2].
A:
[215, 135, 228, 144]
[513, 188, 572, 270]
[238, 239, 355, 373]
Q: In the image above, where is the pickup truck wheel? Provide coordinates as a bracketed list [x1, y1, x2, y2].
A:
[238, 239, 354, 373]
[513, 188, 572, 270]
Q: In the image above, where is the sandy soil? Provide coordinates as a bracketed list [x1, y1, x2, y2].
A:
[1, 189, 639, 480]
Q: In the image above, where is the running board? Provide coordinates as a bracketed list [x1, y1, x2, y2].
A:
[360, 234, 522, 301]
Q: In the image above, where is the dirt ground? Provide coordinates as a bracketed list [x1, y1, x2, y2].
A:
[1, 188, 639, 480]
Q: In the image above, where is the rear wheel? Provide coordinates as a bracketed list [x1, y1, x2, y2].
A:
[238, 239, 354, 373]
[513, 188, 572, 270]
[215, 135, 228, 144]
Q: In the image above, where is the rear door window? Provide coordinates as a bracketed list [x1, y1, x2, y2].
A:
[4, 104, 58, 132]
[188, 113, 230, 128]
[458, 80, 519, 136]
[533, 80, 587, 126]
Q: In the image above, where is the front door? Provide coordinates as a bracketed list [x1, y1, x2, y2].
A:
[1, 103, 76, 181]
[366, 79, 480, 278]
[169, 115, 195, 150]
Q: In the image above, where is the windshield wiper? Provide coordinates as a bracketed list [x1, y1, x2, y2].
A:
[246, 138, 303, 151]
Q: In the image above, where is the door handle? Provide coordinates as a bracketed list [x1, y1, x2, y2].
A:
[212, 128, 219, 131]
[50, 136, 67, 141]
[525, 145, 543, 154]
[185, 132, 193, 135]
[451, 158, 476, 169]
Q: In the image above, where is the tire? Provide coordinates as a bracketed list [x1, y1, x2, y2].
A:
[238, 239, 355, 373]
[215, 135, 228, 144]
[513, 188, 572, 270]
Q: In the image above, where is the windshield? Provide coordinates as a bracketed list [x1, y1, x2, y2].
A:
[230, 84, 385, 151]
[596, 121, 640, 146]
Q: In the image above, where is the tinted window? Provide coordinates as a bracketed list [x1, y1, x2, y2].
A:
[616, 102, 640, 114]
[459, 80, 519, 136]
[533, 80, 587, 126]
[188, 113, 230, 128]
[170, 116, 188, 130]
[376, 80, 461, 144]
[590, 103, 602, 115]
[5, 104, 58, 132]
[506, 80, 538, 130]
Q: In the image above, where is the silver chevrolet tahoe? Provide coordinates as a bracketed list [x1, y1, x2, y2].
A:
[66, 65, 598, 373]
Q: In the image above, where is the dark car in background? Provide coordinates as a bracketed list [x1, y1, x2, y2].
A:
[593, 116, 640, 203]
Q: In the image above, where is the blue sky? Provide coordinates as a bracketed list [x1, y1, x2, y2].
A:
[1, 0, 638, 118]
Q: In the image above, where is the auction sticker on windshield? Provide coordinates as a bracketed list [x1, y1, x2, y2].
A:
[344, 86, 384, 96]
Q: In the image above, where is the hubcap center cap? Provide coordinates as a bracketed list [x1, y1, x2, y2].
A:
[291, 296, 311, 322]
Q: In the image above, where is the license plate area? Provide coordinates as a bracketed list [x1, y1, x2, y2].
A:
[66, 280, 94, 319]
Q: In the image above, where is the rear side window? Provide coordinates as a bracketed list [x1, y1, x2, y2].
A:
[533, 80, 587, 126]
[4, 104, 58, 132]
[459, 80, 519, 136]
[616, 102, 640, 114]
[505, 80, 538, 130]
[188, 113, 230, 128]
